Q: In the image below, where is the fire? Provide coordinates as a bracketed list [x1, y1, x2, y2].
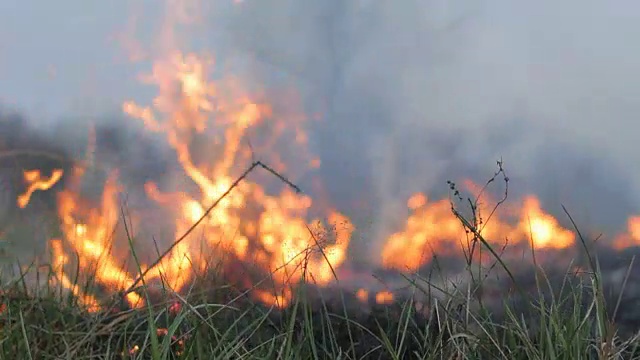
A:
[17, 169, 64, 208]
[355, 288, 396, 305]
[612, 216, 640, 249]
[356, 288, 368, 302]
[123, 47, 353, 303]
[382, 195, 464, 271]
[375, 291, 394, 305]
[51, 169, 142, 308]
[117, 0, 353, 307]
[121, 46, 354, 306]
[49, 239, 100, 312]
[13, 0, 640, 313]
[381, 188, 576, 271]
[3, 0, 352, 310]
[519, 196, 575, 249]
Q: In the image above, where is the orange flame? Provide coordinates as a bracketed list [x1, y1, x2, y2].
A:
[50, 168, 142, 308]
[612, 216, 640, 249]
[33, 0, 355, 310]
[375, 291, 394, 305]
[356, 288, 368, 302]
[381, 188, 576, 271]
[17, 169, 64, 208]
[24, 0, 640, 313]
[519, 196, 575, 249]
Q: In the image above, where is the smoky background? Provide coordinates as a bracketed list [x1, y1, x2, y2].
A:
[0, 0, 639, 272]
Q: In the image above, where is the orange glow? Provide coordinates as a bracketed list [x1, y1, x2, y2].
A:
[17, 0, 640, 313]
[356, 288, 368, 302]
[39, 0, 355, 308]
[612, 216, 640, 249]
[519, 196, 575, 249]
[381, 196, 468, 271]
[381, 187, 576, 271]
[51, 169, 142, 308]
[375, 291, 394, 305]
[17, 169, 64, 208]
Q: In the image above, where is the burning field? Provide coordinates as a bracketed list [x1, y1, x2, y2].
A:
[3, 0, 640, 359]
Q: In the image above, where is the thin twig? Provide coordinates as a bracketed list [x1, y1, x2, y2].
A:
[123, 160, 301, 295]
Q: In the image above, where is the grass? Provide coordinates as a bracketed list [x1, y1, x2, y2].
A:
[1, 162, 640, 359]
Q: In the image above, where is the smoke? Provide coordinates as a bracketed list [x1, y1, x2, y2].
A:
[2, 0, 640, 269]
[222, 0, 640, 263]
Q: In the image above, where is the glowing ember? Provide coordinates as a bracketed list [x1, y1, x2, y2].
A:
[49, 239, 101, 312]
[613, 216, 640, 249]
[356, 288, 368, 302]
[381, 187, 576, 271]
[375, 291, 394, 305]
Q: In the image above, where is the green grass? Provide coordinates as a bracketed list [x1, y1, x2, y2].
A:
[0, 247, 639, 360]
[1, 162, 640, 359]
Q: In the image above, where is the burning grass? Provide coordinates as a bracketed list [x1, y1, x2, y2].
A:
[2, 240, 640, 359]
[1, 161, 640, 360]
[4, 1, 640, 357]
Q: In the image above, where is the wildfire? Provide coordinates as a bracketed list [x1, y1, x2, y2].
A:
[11, 0, 640, 314]
[120, 40, 354, 307]
[52, 169, 142, 309]
[520, 196, 575, 249]
[381, 189, 576, 271]
[0, 0, 351, 311]
[356, 288, 368, 302]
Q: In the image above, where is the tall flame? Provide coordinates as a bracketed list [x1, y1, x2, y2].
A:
[122, 48, 354, 307]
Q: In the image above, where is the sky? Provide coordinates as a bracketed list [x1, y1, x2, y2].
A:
[2, 0, 640, 253]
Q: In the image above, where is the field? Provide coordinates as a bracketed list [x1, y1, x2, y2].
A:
[3, 2, 640, 359]
[1, 158, 640, 360]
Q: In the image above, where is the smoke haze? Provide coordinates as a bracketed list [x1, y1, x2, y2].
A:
[224, 0, 640, 258]
[2, 0, 640, 265]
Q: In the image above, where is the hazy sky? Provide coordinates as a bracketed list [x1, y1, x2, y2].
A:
[3, 0, 640, 248]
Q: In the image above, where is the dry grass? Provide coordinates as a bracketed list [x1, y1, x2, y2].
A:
[0, 161, 639, 359]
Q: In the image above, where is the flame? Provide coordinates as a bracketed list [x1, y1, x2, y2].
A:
[49, 239, 101, 312]
[356, 288, 368, 302]
[375, 291, 394, 305]
[17, 169, 64, 208]
[19, 0, 640, 312]
[0, 0, 352, 310]
[355, 288, 396, 305]
[121, 46, 354, 306]
[381, 187, 576, 271]
[52, 169, 142, 308]
[519, 196, 575, 249]
[15, 0, 354, 310]
[612, 216, 640, 249]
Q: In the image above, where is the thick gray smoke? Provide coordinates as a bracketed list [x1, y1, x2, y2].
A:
[223, 0, 640, 263]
